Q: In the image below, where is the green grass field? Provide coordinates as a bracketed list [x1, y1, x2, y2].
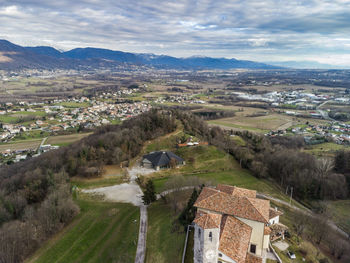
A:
[46, 132, 92, 147]
[56, 102, 91, 108]
[146, 201, 186, 263]
[208, 120, 269, 133]
[303, 142, 347, 157]
[27, 198, 139, 263]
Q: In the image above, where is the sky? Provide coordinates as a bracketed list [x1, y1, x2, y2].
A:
[1, 0, 350, 66]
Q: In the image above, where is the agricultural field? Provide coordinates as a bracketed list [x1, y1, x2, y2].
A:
[207, 114, 292, 133]
[0, 138, 42, 152]
[55, 101, 91, 108]
[26, 197, 140, 263]
[46, 132, 92, 146]
[0, 110, 46, 124]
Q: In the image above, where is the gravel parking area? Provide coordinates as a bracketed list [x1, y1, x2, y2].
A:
[273, 240, 289, 251]
[83, 182, 143, 206]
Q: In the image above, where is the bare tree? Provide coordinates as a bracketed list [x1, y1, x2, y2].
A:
[315, 158, 334, 199]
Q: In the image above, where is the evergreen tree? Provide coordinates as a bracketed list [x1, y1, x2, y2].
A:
[142, 180, 156, 205]
[179, 186, 202, 227]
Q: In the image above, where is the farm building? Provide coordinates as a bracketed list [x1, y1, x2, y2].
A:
[141, 151, 185, 170]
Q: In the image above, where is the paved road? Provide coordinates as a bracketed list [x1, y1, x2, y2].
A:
[135, 205, 148, 263]
[37, 137, 48, 152]
[316, 100, 336, 121]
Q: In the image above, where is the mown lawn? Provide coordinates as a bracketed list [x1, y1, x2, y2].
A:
[27, 198, 139, 263]
[146, 201, 186, 263]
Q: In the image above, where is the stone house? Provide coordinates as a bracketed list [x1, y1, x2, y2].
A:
[193, 184, 283, 263]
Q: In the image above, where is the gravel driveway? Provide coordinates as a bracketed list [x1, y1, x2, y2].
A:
[83, 181, 143, 206]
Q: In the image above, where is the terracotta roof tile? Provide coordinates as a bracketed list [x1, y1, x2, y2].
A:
[245, 253, 263, 263]
[219, 215, 252, 263]
[217, 184, 257, 198]
[194, 213, 222, 229]
[195, 187, 219, 203]
[269, 207, 283, 219]
[246, 197, 270, 222]
[194, 187, 270, 223]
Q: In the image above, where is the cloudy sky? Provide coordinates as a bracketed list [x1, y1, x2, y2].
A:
[1, 0, 350, 66]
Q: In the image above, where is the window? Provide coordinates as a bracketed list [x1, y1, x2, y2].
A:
[250, 244, 257, 254]
[198, 228, 201, 238]
[209, 231, 212, 242]
[218, 253, 223, 257]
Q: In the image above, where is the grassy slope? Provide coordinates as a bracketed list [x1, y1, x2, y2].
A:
[150, 144, 303, 207]
[146, 201, 186, 263]
[27, 198, 139, 263]
[325, 199, 350, 234]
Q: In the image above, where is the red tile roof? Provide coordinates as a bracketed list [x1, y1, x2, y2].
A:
[217, 184, 256, 198]
[269, 207, 283, 219]
[194, 187, 270, 223]
[194, 213, 222, 229]
[219, 215, 252, 263]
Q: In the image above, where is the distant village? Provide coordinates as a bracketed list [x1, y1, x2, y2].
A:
[0, 87, 151, 165]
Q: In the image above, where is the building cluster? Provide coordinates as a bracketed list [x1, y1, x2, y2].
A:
[0, 96, 151, 143]
[232, 90, 349, 110]
[155, 94, 206, 105]
[266, 122, 350, 145]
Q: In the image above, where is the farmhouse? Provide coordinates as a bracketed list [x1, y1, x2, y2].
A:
[141, 151, 185, 170]
[193, 184, 283, 263]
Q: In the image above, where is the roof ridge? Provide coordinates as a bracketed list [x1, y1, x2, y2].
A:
[245, 197, 268, 223]
[195, 190, 222, 207]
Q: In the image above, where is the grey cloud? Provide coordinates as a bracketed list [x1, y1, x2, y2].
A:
[1, 0, 350, 65]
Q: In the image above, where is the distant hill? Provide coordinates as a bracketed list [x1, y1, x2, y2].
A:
[0, 39, 281, 70]
[267, 60, 346, 69]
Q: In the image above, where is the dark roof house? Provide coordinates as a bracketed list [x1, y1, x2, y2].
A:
[142, 151, 184, 170]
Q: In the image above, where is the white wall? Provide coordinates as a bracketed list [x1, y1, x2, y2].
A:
[269, 216, 279, 225]
[235, 216, 265, 257]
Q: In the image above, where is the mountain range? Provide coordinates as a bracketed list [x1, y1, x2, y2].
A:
[0, 39, 281, 71]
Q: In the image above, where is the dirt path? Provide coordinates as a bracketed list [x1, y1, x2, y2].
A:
[135, 205, 148, 263]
